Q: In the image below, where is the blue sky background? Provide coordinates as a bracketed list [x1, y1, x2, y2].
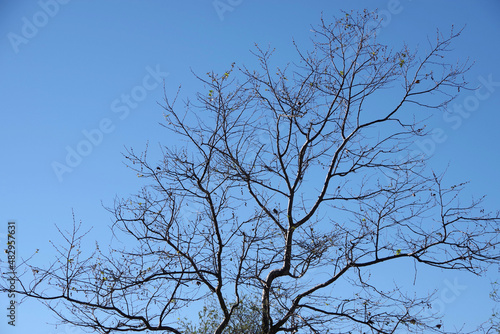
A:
[1, 1, 499, 333]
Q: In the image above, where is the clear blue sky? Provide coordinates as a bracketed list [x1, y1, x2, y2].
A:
[1, 1, 499, 333]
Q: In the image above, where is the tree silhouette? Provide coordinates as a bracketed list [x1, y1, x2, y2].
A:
[3, 11, 499, 334]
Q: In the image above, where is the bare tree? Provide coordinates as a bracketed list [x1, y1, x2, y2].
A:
[3, 11, 499, 334]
